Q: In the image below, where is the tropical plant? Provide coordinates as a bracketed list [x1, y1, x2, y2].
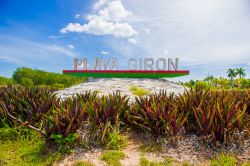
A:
[227, 68, 237, 88]
[86, 92, 129, 144]
[0, 85, 56, 127]
[43, 97, 88, 142]
[128, 91, 187, 137]
[236, 67, 246, 78]
[204, 75, 214, 85]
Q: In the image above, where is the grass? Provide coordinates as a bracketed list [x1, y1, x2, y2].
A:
[105, 131, 127, 150]
[139, 142, 164, 153]
[130, 85, 150, 96]
[73, 160, 95, 166]
[0, 127, 61, 166]
[100, 150, 126, 166]
[211, 153, 237, 166]
[140, 156, 174, 166]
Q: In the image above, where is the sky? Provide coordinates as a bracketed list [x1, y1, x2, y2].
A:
[0, 0, 250, 81]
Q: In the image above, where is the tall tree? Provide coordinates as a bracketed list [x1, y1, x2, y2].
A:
[227, 68, 236, 88]
[236, 67, 246, 78]
[204, 75, 214, 86]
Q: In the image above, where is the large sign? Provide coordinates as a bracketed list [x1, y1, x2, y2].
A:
[63, 57, 189, 78]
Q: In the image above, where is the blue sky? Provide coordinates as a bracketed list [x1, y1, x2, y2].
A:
[1, 0, 250, 81]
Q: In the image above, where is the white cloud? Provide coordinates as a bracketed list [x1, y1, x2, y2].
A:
[75, 14, 80, 18]
[128, 38, 138, 44]
[93, 0, 108, 11]
[111, 0, 250, 80]
[67, 44, 74, 50]
[60, 0, 137, 38]
[101, 51, 110, 55]
[163, 49, 168, 54]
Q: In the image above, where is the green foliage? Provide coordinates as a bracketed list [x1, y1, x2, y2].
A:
[12, 67, 86, 88]
[0, 76, 14, 85]
[0, 85, 56, 127]
[100, 150, 126, 166]
[0, 127, 37, 141]
[87, 92, 129, 145]
[190, 87, 247, 142]
[0, 127, 61, 166]
[211, 153, 237, 166]
[139, 142, 163, 153]
[44, 97, 88, 139]
[105, 131, 127, 150]
[140, 156, 174, 166]
[50, 133, 78, 153]
[130, 85, 150, 96]
[50, 133, 78, 146]
[20, 77, 34, 86]
[73, 160, 94, 166]
[129, 91, 187, 137]
[242, 162, 250, 166]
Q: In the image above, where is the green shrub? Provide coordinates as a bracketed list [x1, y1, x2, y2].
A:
[130, 85, 150, 96]
[0, 85, 57, 127]
[0, 76, 14, 85]
[73, 160, 94, 166]
[211, 153, 237, 166]
[100, 150, 126, 166]
[20, 77, 34, 86]
[140, 156, 174, 166]
[128, 91, 187, 137]
[12, 67, 86, 88]
[87, 92, 129, 145]
[105, 131, 127, 150]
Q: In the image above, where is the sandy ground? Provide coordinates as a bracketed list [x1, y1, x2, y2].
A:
[55, 132, 250, 166]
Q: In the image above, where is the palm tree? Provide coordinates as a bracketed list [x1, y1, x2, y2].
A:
[204, 75, 214, 86]
[236, 67, 246, 78]
[227, 68, 236, 88]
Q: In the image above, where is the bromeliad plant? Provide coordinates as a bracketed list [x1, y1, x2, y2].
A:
[0, 85, 56, 127]
[192, 89, 248, 143]
[86, 91, 129, 145]
[128, 91, 187, 137]
[44, 97, 88, 143]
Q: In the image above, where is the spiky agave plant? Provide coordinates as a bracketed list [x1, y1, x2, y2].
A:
[86, 91, 129, 144]
[0, 85, 56, 127]
[192, 89, 248, 143]
[176, 86, 212, 133]
[128, 91, 187, 137]
[43, 97, 88, 142]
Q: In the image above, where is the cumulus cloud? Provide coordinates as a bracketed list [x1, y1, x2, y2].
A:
[60, 0, 137, 38]
[67, 44, 74, 50]
[101, 51, 110, 55]
[128, 38, 138, 44]
[75, 14, 80, 18]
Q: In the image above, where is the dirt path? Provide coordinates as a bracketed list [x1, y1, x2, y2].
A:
[56, 134, 250, 166]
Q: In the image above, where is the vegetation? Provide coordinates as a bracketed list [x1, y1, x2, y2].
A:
[1, 67, 250, 165]
[211, 153, 237, 166]
[130, 85, 150, 96]
[0, 76, 14, 85]
[182, 67, 250, 89]
[0, 127, 61, 166]
[73, 160, 94, 166]
[100, 150, 126, 166]
[11, 67, 86, 88]
[140, 156, 174, 166]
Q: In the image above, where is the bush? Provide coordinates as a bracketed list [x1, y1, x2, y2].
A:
[86, 92, 129, 145]
[0, 76, 14, 85]
[20, 78, 34, 86]
[12, 67, 86, 88]
[211, 153, 237, 166]
[0, 85, 57, 127]
[128, 91, 187, 137]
